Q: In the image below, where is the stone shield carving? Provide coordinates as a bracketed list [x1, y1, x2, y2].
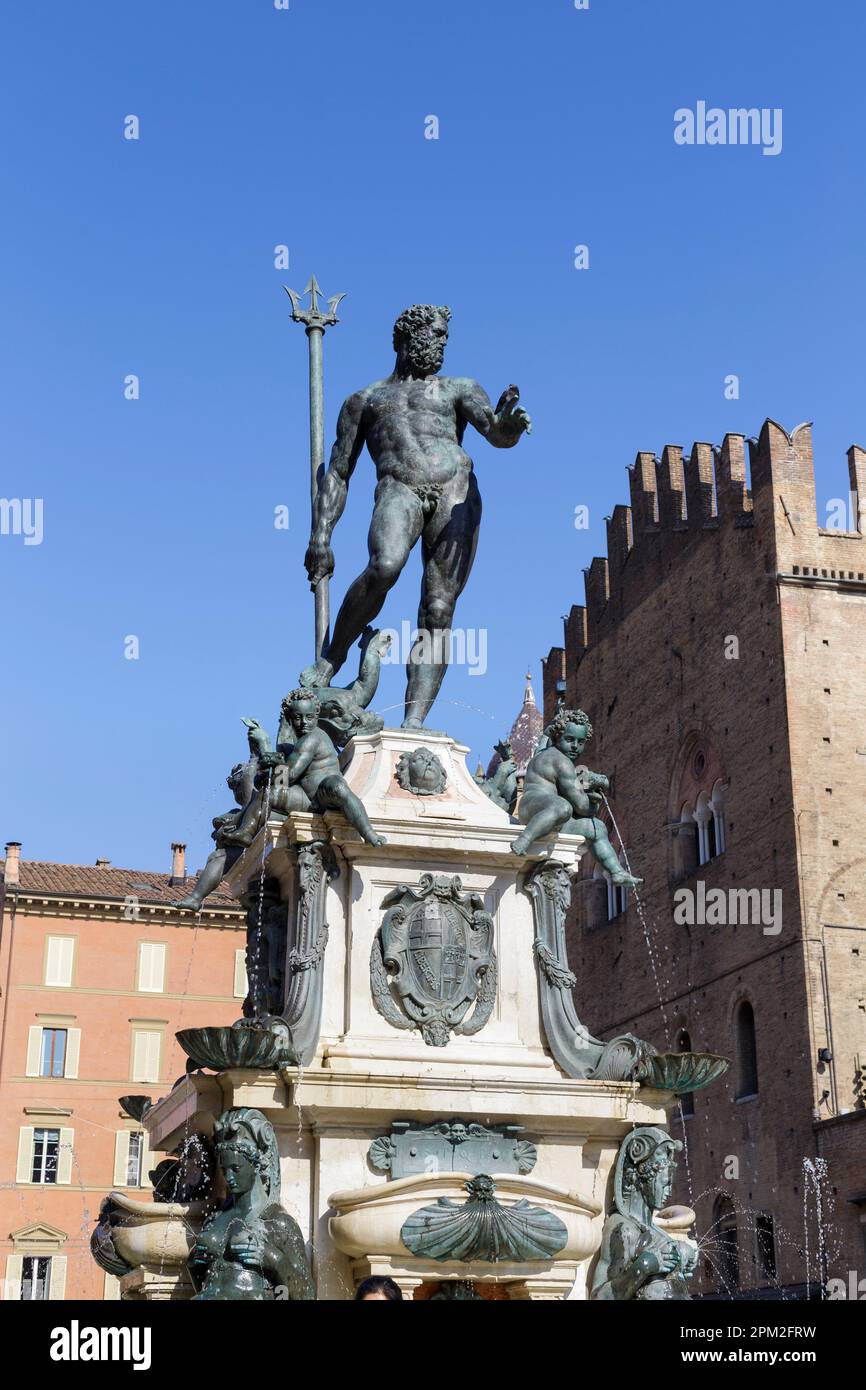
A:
[370, 874, 497, 1046]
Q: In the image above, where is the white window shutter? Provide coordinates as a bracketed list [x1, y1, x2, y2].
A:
[57, 1128, 74, 1185]
[146, 1032, 161, 1083]
[140, 1129, 152, 1187]
[103, 1271, 121, 1300]
[65, 1028, 81, 1079]
[4, 1255, 23, 1300]
[113, 1131, 130, 1187]
[16, 1127, 34, 1183]
[45, 936, 74, 987]
[132, 1031, 146, 1081]
[26, 1026, 43, 1076]
[137, 942, 166, 993]
[234, 949, 248, 999]
[48, 1255, 67, 1301]
[132, 1031, 161, 1083]
[45, 937, 61, 985]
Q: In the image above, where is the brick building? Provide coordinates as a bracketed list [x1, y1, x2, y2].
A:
[542, 419, 866, 1298]
[0, 843, 244, 1301]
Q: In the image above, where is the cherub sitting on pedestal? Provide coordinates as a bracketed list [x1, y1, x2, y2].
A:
[224, 690, 386, 849]
[510, 707, 641, 887]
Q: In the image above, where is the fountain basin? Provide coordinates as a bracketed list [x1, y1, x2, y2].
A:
[640, 1052, 730, 1093]
[92, 1191, 206, 1274]
[328, 1170, 602, 1268]
[176, 1024, 295, 1071]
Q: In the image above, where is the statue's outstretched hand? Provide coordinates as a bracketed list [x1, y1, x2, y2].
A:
[494, 385, 532, 438]
[304, 537, 334, 587]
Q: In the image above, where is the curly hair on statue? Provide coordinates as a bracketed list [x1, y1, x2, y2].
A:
[392, 303, 451, 351]
[282, 688, 321, 717]
[546, 706, 594, 741]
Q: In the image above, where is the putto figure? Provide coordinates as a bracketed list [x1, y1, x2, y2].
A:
[302, 304, 531, 727]
[224, 690, 385, 849]
[511, 707, 641, 887]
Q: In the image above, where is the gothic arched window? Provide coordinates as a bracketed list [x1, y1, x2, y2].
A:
[735, 1000, 758, 1099]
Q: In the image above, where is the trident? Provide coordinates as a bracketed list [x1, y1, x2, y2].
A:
[284, 274, 346, 661]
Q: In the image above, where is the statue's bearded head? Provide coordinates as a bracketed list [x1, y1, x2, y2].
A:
[393, 303, 451, 377]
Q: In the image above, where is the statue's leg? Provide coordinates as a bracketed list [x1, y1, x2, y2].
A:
[511, 795, 573, 856]
[316, 775, 387, 848]
[403, 471, 481, 727]
[175, 847, 227, 910]
[573, 816, 643, 886]
[221, 792, 264, 847]
[323, 478, 423, 676]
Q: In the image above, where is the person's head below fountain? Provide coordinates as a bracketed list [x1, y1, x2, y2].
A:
[354, 1276, 404, 1301]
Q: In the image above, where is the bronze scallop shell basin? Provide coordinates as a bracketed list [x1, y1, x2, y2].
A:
[176, 1025, 295, 1072]
[641, 1051, 730, 1093]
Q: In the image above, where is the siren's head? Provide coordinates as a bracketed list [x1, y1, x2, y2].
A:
[619, 1127, 683, 1214]
[217, 1142, 259, 1199]
[393, 304, 451, 377]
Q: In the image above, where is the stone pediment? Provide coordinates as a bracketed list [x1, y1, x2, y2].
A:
[11, 1221, 67, 1247]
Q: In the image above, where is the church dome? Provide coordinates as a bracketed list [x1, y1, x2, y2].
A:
[486, 671, 544, 777]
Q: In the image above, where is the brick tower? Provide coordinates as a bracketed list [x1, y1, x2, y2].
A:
[542, 420, 866, 1299]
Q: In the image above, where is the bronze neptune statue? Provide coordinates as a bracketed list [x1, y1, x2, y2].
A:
[302, 304, 531, 727]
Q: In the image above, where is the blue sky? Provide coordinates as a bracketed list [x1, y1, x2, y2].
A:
[2, 0, 865, 874]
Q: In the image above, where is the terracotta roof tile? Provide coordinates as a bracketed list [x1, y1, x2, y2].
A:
[3, 860, 240, 911]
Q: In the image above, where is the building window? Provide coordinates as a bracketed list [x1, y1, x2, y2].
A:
[713, 1194, 740, 1293]
[26, 1024, 80, 1079]
[234, 949, 248, 1000]
[131, 1030, 161, 1084]
[31, 1128, 60, 1184]
[39, 1028, 67, 1078]
[756, 1213, 777, 1282]
[126, 1132, 144, 1186]
[20, 1256, 51, 1301]
[114, 1129, 149, 1188]
[695, 792, 716, 865]
[44, 937, 75, 988]
[735, 1000, 759, 1099]
[676, 1029, 695, 1118]
[136, 942, 166, 994]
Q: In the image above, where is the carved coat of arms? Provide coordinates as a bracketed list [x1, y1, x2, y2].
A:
[370, 874, 497, 1046]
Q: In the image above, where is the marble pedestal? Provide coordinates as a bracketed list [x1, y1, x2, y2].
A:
[143, 728, 671, 1299]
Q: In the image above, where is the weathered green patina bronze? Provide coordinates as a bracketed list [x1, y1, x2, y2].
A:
[301, 304, 531, 728]
[177, 1023, 296, 1072]
[370, 874, 496, 1045]
[400, 1174, 567, 1263]
[369, 1120, 537, 1179]
[512, 708, 641, 882]
[189, 1107, 314, 1300]
[525, 859, 730, 1088]
[175, 729, 263, 911]
[590, 1127, 696, 1300]
[479, 738, 519, 814]
[224, 689, 385, 849]
[394, 746, 448, 796]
